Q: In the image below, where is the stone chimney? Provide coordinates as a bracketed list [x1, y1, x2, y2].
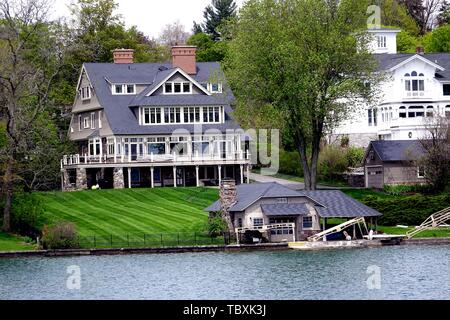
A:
[113, 49, 134, 64]
[416, 46, 425, 55]
[171, 45, 197, 74]
[220, 180, 237, 233]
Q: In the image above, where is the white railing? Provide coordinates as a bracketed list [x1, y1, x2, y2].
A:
[61, 151, 251, 167]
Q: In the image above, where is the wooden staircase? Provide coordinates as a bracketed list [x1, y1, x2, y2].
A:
[406, 207, 450, 239]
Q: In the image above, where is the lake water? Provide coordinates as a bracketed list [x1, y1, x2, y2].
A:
[1, 245, 449, 300]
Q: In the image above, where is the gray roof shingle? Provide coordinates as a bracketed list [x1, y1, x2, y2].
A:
[261, 203, 309, 216]
[205, 183, 382, 218]
[83, 62, 240, 135]
[370, 140, 426, 162]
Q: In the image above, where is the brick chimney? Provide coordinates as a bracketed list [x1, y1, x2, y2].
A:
[416, 46, 425, 55]
[113, 49, 134, 64]
[220, 180, 237, 234]
[171, 45, 197, 74]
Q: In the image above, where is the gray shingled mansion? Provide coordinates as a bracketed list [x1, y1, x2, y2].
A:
[61, 46, 251, 190]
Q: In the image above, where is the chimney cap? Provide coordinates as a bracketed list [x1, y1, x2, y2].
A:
[416, 46, 425, 55]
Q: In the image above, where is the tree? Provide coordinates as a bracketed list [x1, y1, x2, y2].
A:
[417, 116, 450, 193]
[399, 0, 446, 35]
[186, 32, 228, 62]
[379, 0, 420, 35]
[200, 0, 237, 41]
[224, 0, 380, 190]
[192, 21, 203, 35]
[397, 30, 421, 52]
[0, 0, 66, 231]
[423, 24, 450, 51]
[158, 20, 190, 46]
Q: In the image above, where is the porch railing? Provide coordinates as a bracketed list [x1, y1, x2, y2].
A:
[61, 151, 251, 167]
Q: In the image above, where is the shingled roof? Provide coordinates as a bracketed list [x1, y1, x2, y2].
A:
[204, 183, 382, 218]
[82, 62, 239, 135]
[370, 140, 426, 162]
[375, 53, 450, 80]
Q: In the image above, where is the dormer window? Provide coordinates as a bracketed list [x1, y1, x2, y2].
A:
[164, 82, 192, 94]
[79, 87, 91, 100]
[210, 83, 222, 93]
[112, 84, 136, 95]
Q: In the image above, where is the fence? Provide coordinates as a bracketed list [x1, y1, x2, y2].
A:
[74, 232, 232, 249]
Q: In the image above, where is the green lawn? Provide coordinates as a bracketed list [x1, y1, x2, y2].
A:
[37, 187, 219, 237]
[0, 232, 36, 251]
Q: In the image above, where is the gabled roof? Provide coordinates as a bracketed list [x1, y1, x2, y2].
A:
[145, 68, 211, 96]
[369, 140, 426, 162]
[375, 53, 450, 80]
[81, 62, 239, 135]
[204, 183, 382, 218]
[388, 54, 444, 72]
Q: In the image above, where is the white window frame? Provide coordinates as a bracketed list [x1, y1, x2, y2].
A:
[98, 111, 102, 129]
[78, 115, 82, 131]
[90, 112, 96, 130]
[163, 82, 192, 95]
[88, 138, 102, 157]
[112, 84, 136, 95]
[417, 166, 426, 179]
[83, 117, 90, 129]
[404, 71, 425, 97]
[209, 83, 223, 93]
[253, 218, 264, 227]
[79, 87, 91, 100]
[377, 36, 387, 48]
[140, 106, 223, 126]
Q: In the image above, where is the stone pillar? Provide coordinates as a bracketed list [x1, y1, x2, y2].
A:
[220, 180, 237, 235]
[113, 168, 125, 189]
[76, 168, 88, 190]
[62, 170, 71, 192]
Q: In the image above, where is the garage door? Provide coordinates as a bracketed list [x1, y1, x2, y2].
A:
[367, 167, 383, 189]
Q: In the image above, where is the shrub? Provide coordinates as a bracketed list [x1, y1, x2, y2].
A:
[318, 146, 348, 181]
[383, 184, 432, 196]
[206, 213, 228, 237]
[362, 193, 450, 226]
[345, 147, 365, 168]
[279, 149, 303, 177]
[42, 221, 78, 249]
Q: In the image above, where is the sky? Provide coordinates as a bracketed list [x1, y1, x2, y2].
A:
[50, 0, 245, 39]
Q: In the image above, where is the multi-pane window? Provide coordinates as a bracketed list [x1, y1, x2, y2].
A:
[377, 36, 387, 48]
[78, 115, 82, 131]
[203, 106, 221, 123]
[303, 216, 313, 229]
[83, 117, 90, 129]
[408, 106, 424, 118]
[417, 166, 426, 179]
[89, 138, 101, 156]
[404, 71, 425, 96]
[164, 107, 181, 124]
[143, 107, 162, 124]
[184, 107, 201, 123]
[164, 82, 191, 94]
[147, 137, 166, 155]
[112, 84, 136, 95]
[253, 218, 264, 227]
[79, 87, 91, 100]
[107, 138, 115, 156]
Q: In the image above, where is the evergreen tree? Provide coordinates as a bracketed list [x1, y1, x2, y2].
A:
[202, 0, 237, 41]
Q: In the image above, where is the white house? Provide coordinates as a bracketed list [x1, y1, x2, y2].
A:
[331, 29, 450, 148]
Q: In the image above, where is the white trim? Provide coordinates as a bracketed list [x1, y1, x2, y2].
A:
[146, 68, 211, 96]
[76, 65, 93, 91]
[139, 106, 223, 126]
[98, 110, 102, 129]
[389, 54, 445, 72]
[417, 166, 426, 179]
[163, 81, 192, 95]
[112, 84, 136, 95]
[90, 112, 96, 130]
[83, 117, 90, 129]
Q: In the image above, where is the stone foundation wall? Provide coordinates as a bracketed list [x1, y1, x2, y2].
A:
[76, 168, 87, 190]
[113, 168, 125, 189]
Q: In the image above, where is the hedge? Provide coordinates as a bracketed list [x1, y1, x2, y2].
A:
[361, 194, 450, 226]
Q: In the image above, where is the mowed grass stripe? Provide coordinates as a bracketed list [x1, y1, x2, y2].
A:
[38, 188, 219, 236]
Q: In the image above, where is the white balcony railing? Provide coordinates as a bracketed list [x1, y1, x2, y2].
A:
[61, 151, 251, 167]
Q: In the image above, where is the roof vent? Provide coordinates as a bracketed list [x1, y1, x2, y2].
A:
[158, 66, 169, 71]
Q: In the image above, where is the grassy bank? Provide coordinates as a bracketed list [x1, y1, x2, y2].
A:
[36, 187, 219, 237]
[0, 232, 36, 251]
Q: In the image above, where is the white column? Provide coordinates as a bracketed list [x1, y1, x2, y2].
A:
[240, 165, 244, 184]
[128, 168, 132, 189]
[114, 137, 117, 164]
[150, 167, 154, 188]
[173, 166, 177, 188]
[246, 165, 250, 184]
[218, 165, 222, 186]
[196, 166, 200, 187]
